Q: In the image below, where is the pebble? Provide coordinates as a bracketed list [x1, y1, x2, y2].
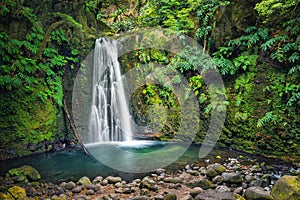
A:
[190, 187, 204, 197]
[72, 186, 82, 193]
[2, 154, 294, 200]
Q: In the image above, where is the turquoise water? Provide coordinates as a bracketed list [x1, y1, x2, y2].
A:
[0, 141, 294, 183]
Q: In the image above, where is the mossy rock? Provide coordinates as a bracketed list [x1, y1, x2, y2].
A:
[233, 193, 246, 200]
[271, 175, 300, 200]
[7, 165, 41, 182]
[8, 186, 26, 200]
[0, 193, 13, 200]
[78, 176, 92, 186]
[206, 163, 226, 178]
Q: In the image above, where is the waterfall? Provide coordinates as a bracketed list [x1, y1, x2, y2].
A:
[88, 38, 132, 143]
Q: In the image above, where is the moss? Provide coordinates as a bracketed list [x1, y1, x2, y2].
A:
[219, 62, 300, 161]
[8, 186, 26, 200]
[7, 165, 41, 182]
[0, 84, 57, 158]
[271, 175, 300, 200]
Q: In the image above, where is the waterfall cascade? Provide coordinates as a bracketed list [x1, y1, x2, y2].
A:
[88, 38, 132, 143]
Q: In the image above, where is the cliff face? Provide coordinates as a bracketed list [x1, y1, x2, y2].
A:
[212, 0, 259, 48]
[0, 0, 109, 159]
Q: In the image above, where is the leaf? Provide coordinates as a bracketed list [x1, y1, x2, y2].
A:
[288, 52, 300, 63]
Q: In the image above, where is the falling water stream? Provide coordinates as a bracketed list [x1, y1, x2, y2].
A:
[88, 38, 132, 143]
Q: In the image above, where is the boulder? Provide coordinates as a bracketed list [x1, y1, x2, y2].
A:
[163, 177, 182, 184]
[233, 193, 246, 200]
[206, 163, 226, 178]
[7, 165, 41, 182]
[78, 176, 92, 186]
[140, 177, 158, 191]
[8, 186, 27, 200]
[245, 187, 273, 200]
[271, 175, 300, 200]
[194, 189, 233, 200]
[51, 194, 67, 200]
[190, 187, 204, 197]
[222, 172, 243, 184]
[187, 178, 212, 189]
[164, 193, 177, 200]
[65, 181, 76, 190]
[93, 176, 103, 184]
[0, 193, 13, 200]
[216, 185, 231, 192]
[106, 176, 122, 184]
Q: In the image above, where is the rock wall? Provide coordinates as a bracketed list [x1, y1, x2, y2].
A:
[0, 0, 110, 159]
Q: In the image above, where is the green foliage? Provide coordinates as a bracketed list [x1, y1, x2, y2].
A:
[212, 27, 266, 75]
[255, 0, 298, 23]
[260, 17, 300, 106]
[193, 0, 229, 50]
[139, 0, 195, 34]
[257, 111, 278, 128]
[0, 4, 79, 106]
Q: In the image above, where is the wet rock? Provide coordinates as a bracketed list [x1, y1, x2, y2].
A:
[271, 175, 300, 200]
[123, 187, 132, 194]
[233, 186, 243, 194]
[109, 193, 120, 200]
[78, 176, 92, 186]
[189, 178, 213, 190]
[233, 193, 246, 200]
[115, 182, 123, 188]
[154, 194, 164, 200]
[46, 188, 57, 197]
[86, 189, 94, 195]
[115, 188, 123, 193]
[181, 195, 193, 200]
[163, 192, 177, 200]
[72, 186, 82, 193]
[216, 185, 231, 192]
[8, 185, 26, 200]
[51, 194, 67, 200]
[245, 187, 273, 200]
[60, 182, 67, 187]
[65, 181, 76, 190]
[55, 186, 65, 195]
[74, 194, 90, 200]
[140, 177, 157, 191]
[102, 179, 108, 185]
[130, 196, 149, 200]
[186, 169, 198, 176]
[245, 175, 255, 183]
[194, 189, 233, 200]
[140, 188, 150, 196]
[26, 186, 39, 197]
[7, 165, 41, 182]
[199, 167, 207, 176]
[190, 187, 204, 197]
[212, 175, 223, 184]
[86, 183, 101, 192]
[0, 193, 11, 200]
[106, 176, 122, 184]
[168, 183, 181, 189]
[93, 176, 103, 184]
[163, 177, 182, 184]
[206, 163, 226, 178]
[249, 178, 269, 188]
[250, 165, 262, 173]
[222, 172, 243, 184]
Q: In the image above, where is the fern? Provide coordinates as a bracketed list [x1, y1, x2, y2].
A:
[288, 65, 300, 74]
[288, 52, 300, 63]
[257, 111, 278, 128]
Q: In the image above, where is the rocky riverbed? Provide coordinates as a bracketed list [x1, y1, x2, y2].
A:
[1, 156, 300, 200]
